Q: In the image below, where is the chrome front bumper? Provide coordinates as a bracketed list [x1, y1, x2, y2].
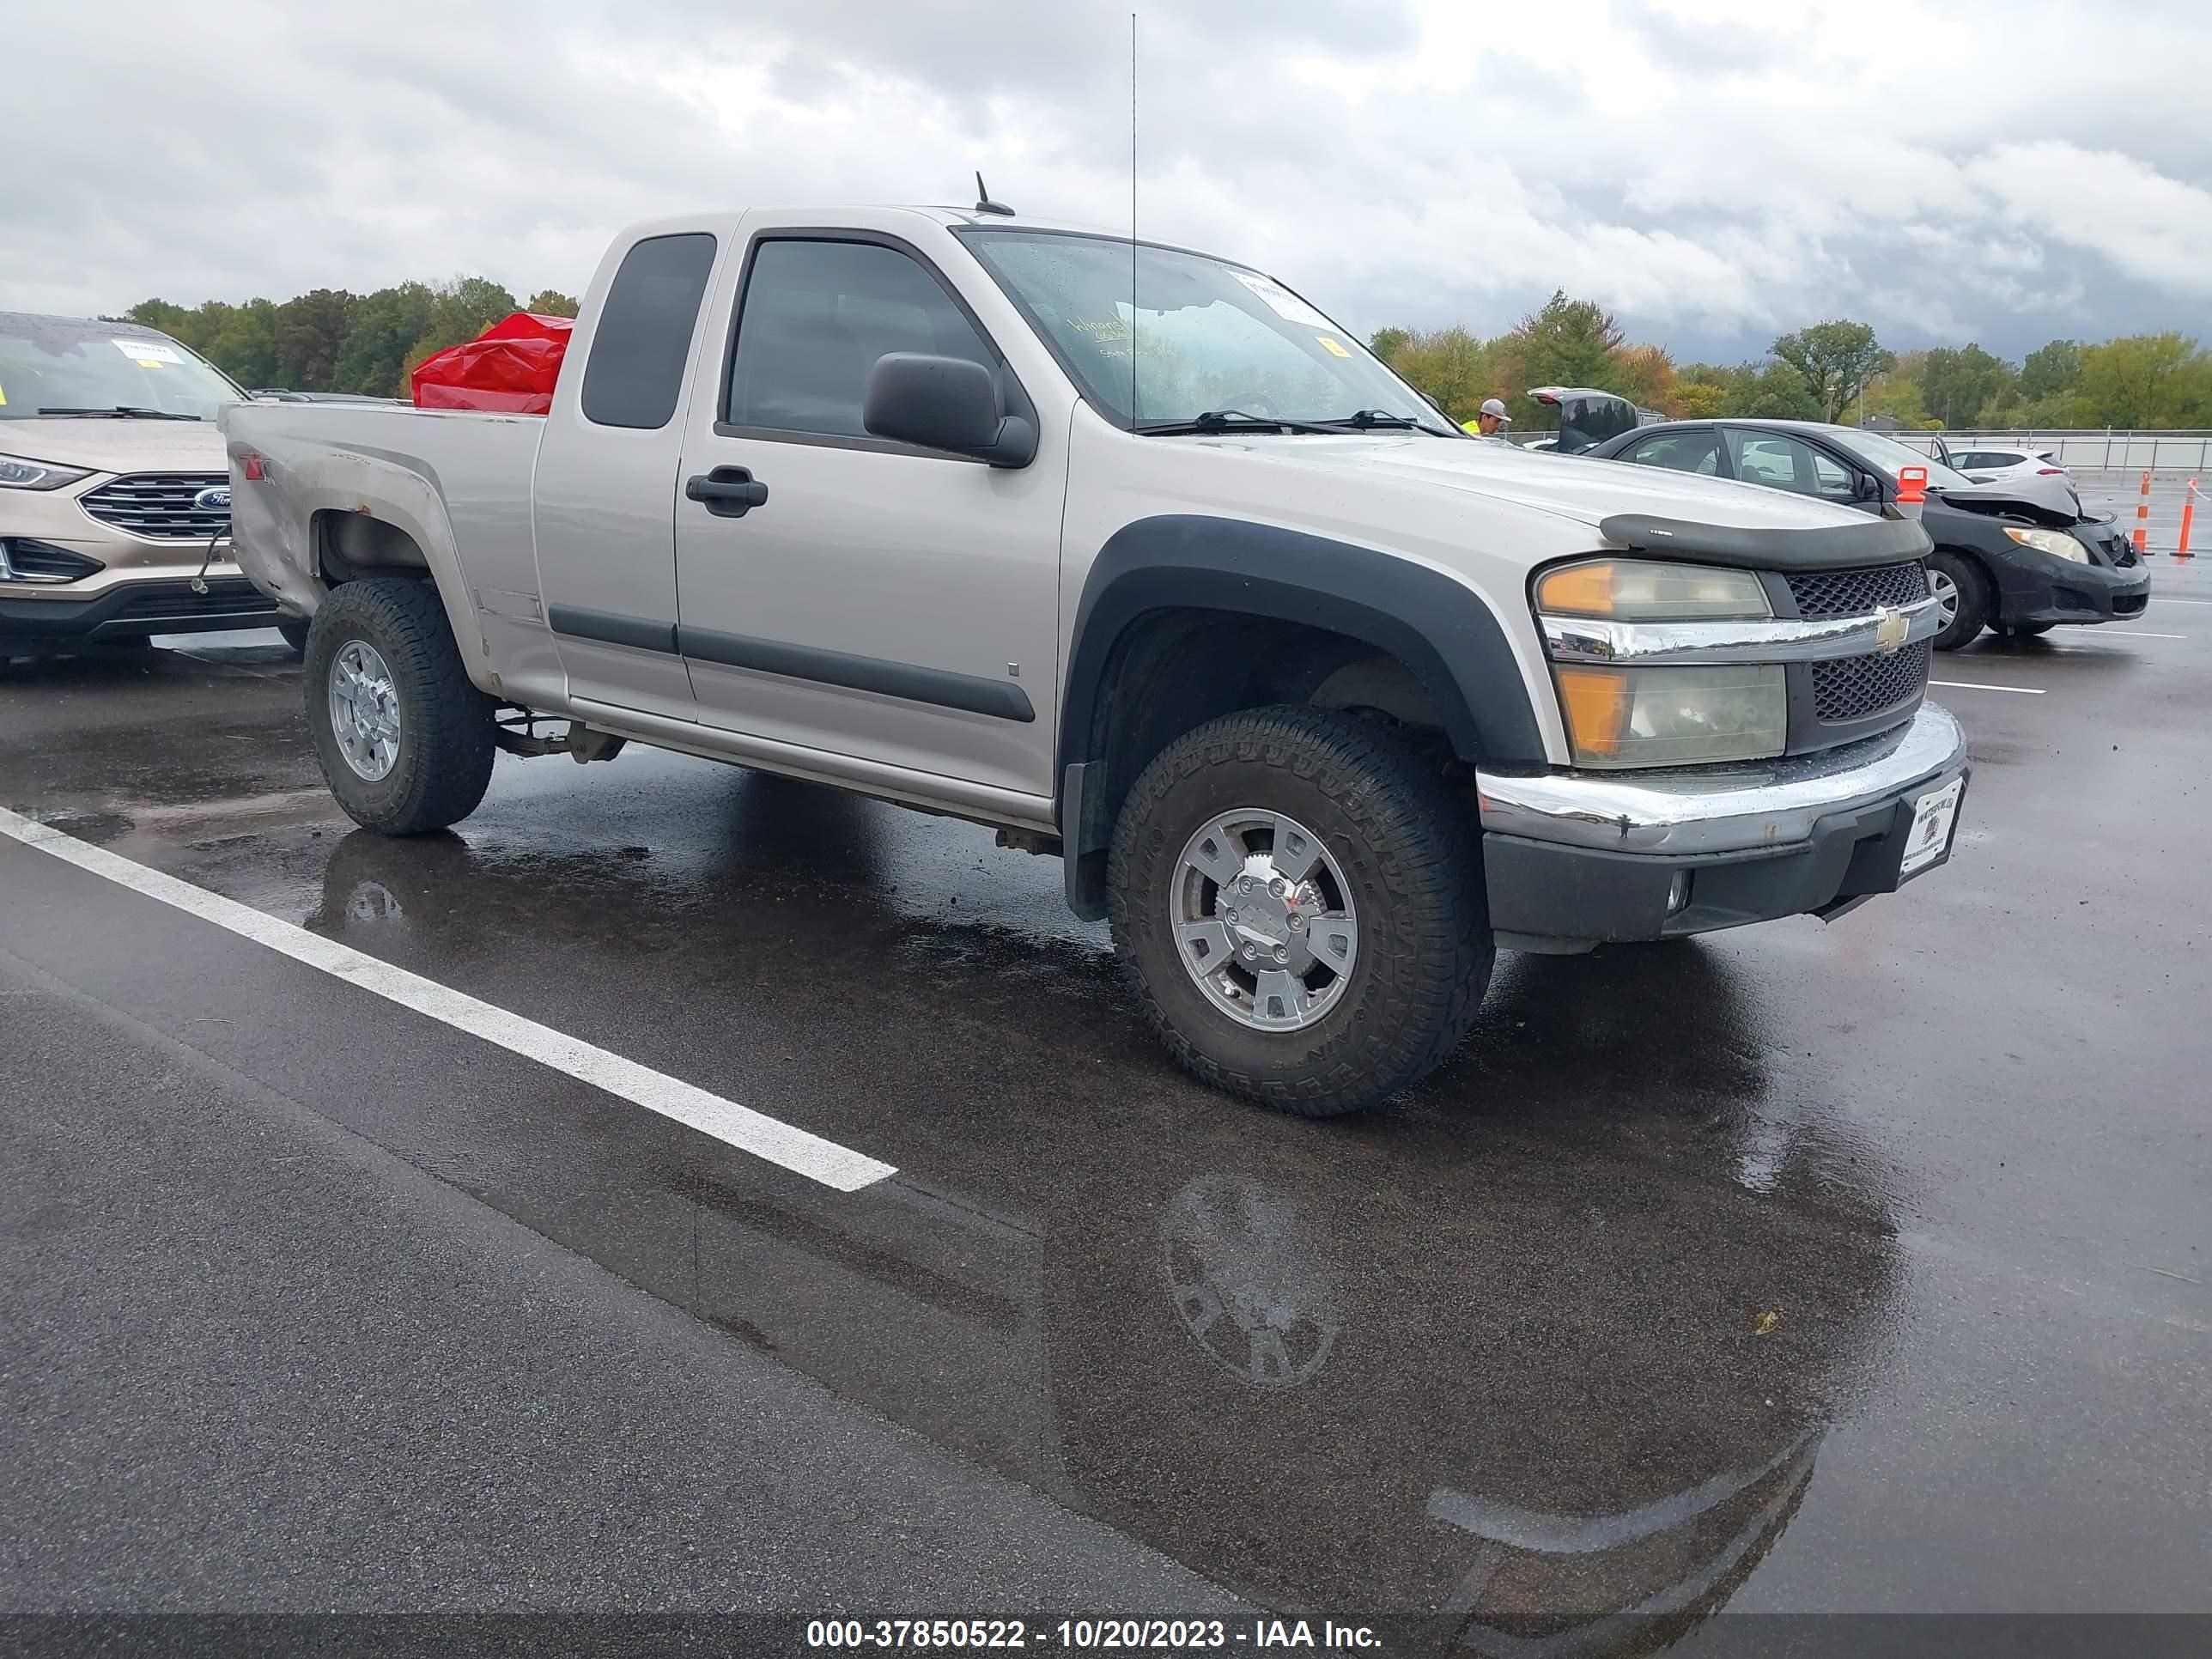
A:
[1475, 702, 1967, 858]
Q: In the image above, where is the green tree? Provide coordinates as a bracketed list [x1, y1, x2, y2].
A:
[402, 276, 522, 380]
[1673, 379, 1731, 420]
[333, 282, 437, 397]
[1607, 343, 1676, 413]
[1504, 290, 1625, 422]
[2018, 339, 2081, 403]
[124, 300, 203, 348]
[1769, 320, 1893, 422]
[1918, 344, 2014, 430]
[525, 289, 580, 319]
[270, 288, 355, 392]
[198, 299, 279, 388]
[2075, 334, 2212, 428]
[1735, 360, 1820, 420]
[1367, 325, 1411, 362]
[1374, 325, 1501, 424]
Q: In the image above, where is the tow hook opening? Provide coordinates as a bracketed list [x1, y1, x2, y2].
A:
[493, 708, 628, 764]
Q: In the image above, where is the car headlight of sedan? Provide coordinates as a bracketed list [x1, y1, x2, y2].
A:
[1534, 558, 1788, 769]
[2003, 526, 2089, 562]
[0, 453, 94, 491]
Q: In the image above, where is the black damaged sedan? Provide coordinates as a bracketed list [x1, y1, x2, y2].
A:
[1584, 419, 2151, 649]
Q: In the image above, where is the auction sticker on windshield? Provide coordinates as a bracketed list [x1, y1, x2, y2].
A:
[1901, 775, 1965, 877]
[1231, 270, 1332, 329]
[112, 338, 185, 368]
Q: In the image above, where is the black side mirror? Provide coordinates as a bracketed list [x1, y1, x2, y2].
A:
[863, 353, 1036, 468]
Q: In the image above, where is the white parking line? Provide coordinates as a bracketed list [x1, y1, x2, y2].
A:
[2095, 629, 2188, 640]
[2150, 597, 2212, 605]
[0, 807, 896, 1194]
[1930, 680, 2047, 695]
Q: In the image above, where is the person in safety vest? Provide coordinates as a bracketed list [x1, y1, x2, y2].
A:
[1462, 396, 1512, 438]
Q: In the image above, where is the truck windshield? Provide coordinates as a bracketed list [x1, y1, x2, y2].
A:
[0, 321, 246, 422]
[956, 229, 1453, 436]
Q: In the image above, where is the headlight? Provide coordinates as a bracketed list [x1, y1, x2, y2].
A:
[2004, 526, 2089, 562]
[1534, 558, 1785, 767]
[1534, 558, 1771, 620]
[1553, 663, 1787, 769]
[0, 453, 94, 491]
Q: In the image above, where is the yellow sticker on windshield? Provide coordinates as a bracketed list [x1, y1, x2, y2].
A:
[0, 382, 8, 405]
[1316, 334, 1352, 358]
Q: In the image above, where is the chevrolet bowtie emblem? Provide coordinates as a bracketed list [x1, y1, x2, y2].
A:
[1875, 606, 1909, 655]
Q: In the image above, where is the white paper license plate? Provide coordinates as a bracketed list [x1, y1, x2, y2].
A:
[1900, 776, 1965, 877]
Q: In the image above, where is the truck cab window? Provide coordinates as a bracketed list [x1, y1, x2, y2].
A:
[579, 233, 719, 430]
[726, 239, 996, 439]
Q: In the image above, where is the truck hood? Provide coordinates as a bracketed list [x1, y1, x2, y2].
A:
[1197, 433, 1874, 535]
[0, 417, 228, 474]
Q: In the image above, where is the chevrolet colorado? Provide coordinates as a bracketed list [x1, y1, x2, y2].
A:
[221, 204, 1969, 1113]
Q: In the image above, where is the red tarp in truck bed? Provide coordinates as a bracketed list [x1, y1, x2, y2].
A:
[410, 312, 573, 415]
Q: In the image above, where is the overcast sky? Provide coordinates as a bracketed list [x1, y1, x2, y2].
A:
[8, 0, 2209, 362]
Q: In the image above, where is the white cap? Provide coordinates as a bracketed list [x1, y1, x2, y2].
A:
[1480, 398, 1512, 422]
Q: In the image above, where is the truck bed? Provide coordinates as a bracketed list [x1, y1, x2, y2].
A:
[221, 401, 545, 641]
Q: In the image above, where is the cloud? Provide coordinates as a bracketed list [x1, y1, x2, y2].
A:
[3, 0, 2207, 362]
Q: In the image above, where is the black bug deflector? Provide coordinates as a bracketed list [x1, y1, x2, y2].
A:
[1598, 512, 1933, 571]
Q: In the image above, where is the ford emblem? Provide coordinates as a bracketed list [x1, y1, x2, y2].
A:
[193, 485, 232, 513]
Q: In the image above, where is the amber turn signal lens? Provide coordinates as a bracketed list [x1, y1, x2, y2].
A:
[1535, 562, 1621, 617]
[1553, 666, 1631, 757]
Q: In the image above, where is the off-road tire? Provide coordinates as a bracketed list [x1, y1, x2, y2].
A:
[306, 579, 495, 835]
[1928, 550, 1990, 650]
[1109, 705, 1492, 1115]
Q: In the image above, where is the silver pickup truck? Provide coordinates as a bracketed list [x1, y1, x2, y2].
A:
[222, 203, 1968, 1114]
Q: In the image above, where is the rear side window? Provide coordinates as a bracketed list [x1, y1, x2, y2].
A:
[726, 238, 996, 439]
[1725, 430, 1858, 502]
[580, 233, 718, 429]
[1623, 430, 1721, 474]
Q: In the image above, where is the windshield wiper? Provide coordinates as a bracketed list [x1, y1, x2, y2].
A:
[1137, 409, 1350, 436]
[1326, 410, 1429, 430]
[36, 405, 203, 422]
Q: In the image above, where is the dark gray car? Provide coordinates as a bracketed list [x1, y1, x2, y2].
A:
[1585, 419, 2150, 648]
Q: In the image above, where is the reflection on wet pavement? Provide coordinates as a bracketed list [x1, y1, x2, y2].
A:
[7, 639, 2207, 1644]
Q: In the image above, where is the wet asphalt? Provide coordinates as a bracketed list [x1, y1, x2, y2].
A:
[2, 575, 2209, 1653]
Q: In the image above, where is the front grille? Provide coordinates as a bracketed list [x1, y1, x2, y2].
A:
[0, 538, 103, 581]
[1785, 562, 1929, 620]
[109, 577, 273, 621]
[1811, 640, 1930, 723]
[78, 472, 231, 541]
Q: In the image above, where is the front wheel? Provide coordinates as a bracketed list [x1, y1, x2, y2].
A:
[1108, 706, 1493, 1115]
[305, 579, 495, 835]
[1926, 551, 1990, 651]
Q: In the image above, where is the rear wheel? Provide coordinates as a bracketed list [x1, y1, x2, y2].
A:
[305, 579, 495, 835]
[1927, 551, 1990, 651]
[1108, 706, 1492, 1115]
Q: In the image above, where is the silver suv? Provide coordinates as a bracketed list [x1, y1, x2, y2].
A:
[1, 312, 286, 656]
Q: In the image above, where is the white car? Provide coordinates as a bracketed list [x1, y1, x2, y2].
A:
[1946, 444, 2080, 508]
